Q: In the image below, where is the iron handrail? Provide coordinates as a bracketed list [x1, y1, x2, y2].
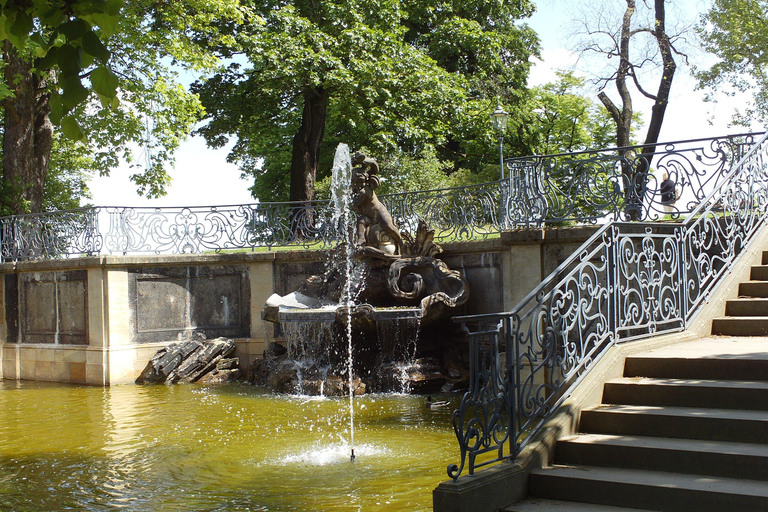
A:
[0, 131, 763, 261]
[448, 129, 768, 480]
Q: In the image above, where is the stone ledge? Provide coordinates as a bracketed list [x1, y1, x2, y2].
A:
[501, 226, 600, 246]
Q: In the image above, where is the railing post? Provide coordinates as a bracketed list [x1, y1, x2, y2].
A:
[505, 314, 518, 459]
[607, 225, 619, 342]
[678, 225, 689, 329]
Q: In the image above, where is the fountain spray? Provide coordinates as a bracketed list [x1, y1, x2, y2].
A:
[331, 143, 356, 463]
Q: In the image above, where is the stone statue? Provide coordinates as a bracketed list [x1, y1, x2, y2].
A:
[260, 147, 471, 394]
[350, 152, 403, 255]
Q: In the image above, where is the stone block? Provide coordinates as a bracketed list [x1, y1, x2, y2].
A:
[442, 252, 503, 316]
[57, 279, 87, 345]
[51, 362, 69, 381]
[505, 244, 543, 309]
[107, 269, 131, 346]
[3, 274, 18, 344]
[36, 348, 55, 362]
[34, 361, 53, 381]
[87, 268, 106, 347]
[18, 270, 87, 345]
[18, 346, 36, 361]
[87, 348, 106, 365]
[250, 262, 275, 340]
[2, 358, 17, 379]
[23, 280, 57, 334]
[19, 359, 34, 379]
[86, 363, 106, 385]
[55, 349, 87, 364]
[128, 265, 250, 343]
[136, 276, 187, 331]
[69, 362, 87, 383]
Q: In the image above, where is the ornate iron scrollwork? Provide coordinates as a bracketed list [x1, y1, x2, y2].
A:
[449, 131, 768, 480]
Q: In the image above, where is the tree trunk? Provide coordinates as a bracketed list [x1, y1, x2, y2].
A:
[2, 43, 53, 215]
[640, 0, 677, 167]
[289, 87, 328, 237]
[598, 0, 639, 218]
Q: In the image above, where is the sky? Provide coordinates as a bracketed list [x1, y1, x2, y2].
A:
[86, 0, 763, 208]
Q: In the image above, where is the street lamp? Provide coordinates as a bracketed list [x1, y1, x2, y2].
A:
[490, 104, 509, 180]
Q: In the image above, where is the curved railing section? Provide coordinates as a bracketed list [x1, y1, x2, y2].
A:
[448, 129, 768, 480]
[0, 132, 761, 261]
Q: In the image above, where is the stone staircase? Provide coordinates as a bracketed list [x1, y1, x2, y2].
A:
[712, 252, 768, 336]
[504, 257, 768, 512]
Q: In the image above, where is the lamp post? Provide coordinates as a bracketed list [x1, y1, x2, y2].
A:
[490, 104, 509, 180]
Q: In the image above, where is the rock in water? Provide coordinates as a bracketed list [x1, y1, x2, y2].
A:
[136, 338, 237, 384]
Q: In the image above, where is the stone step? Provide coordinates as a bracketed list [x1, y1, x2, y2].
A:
[502, 498, 656, 512]
[579, 404, 768, 444]
[725, 298, 768, 316]
[763, 250, 768, 266]
[528, 466, 768, 512]
[554, 433, 768, 481]
[750, 265, 768, 281]
[739, 281, 768, 298]
[624, 354, 768, 381]
[711, 316, 768, 336]
[602, 377, 768, 410]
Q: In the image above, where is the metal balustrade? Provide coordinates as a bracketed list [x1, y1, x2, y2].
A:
[0, 132, 761, 261]
[447, 129, 768, 480]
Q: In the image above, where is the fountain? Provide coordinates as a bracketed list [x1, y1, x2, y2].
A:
[258, 145, 469, 397]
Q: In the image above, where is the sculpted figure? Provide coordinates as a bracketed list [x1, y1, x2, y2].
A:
[350, 152, 403, 255]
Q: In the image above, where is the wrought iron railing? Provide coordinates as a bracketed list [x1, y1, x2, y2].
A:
[0, 132, 762, 261]
[447, 130, 768, 480]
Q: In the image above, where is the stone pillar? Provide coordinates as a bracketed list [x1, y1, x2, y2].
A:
[86, 266, 108, 385]
[245, 258, 276, 364]
[104, 268, 136, 384]
[503, 244, 543, 311]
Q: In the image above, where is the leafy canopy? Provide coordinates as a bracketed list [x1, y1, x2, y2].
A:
[697, 0, 768, 126]
[1, 0, 124, 135]
[194, 0, 540, 202]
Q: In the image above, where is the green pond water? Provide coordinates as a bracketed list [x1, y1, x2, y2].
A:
[0, 380, 458, 512]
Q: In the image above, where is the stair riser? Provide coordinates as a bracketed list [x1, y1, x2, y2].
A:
[602, 383, 768, 411]
[738, 281, 768, 297]
[624, 357, 768, 381]
[579, 410, 767, 444]
[529, 472, 768, 512]
[725, 299, 768, 316]
[712, 318, 768, 336]
[554, 440, 768, 481]
[750, 265, 768, 281]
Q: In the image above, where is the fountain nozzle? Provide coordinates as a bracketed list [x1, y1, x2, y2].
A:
[350, 449, 355, 462]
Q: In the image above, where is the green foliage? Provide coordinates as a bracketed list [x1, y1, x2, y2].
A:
[2, 0, 247, 202]
[43, 133, 97, 211]
[528, 71, 641, 155]
[193, 0, 540, 201]
[697, 0, 768, 126]
[1, 0, 124, 133]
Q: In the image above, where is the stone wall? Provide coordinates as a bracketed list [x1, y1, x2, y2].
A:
[0, 226, 597, 385]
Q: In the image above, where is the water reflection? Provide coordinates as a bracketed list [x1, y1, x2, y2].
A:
[0, 381, 455, 511]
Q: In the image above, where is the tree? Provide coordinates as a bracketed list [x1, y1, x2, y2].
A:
[193, 0, 540, 205]
[572, 0, 690, 217]
[1, 0, 245, 214]
[1, 0, 123, 214]
[696, 0, 768, 126]
[529, 71, 618, 155]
